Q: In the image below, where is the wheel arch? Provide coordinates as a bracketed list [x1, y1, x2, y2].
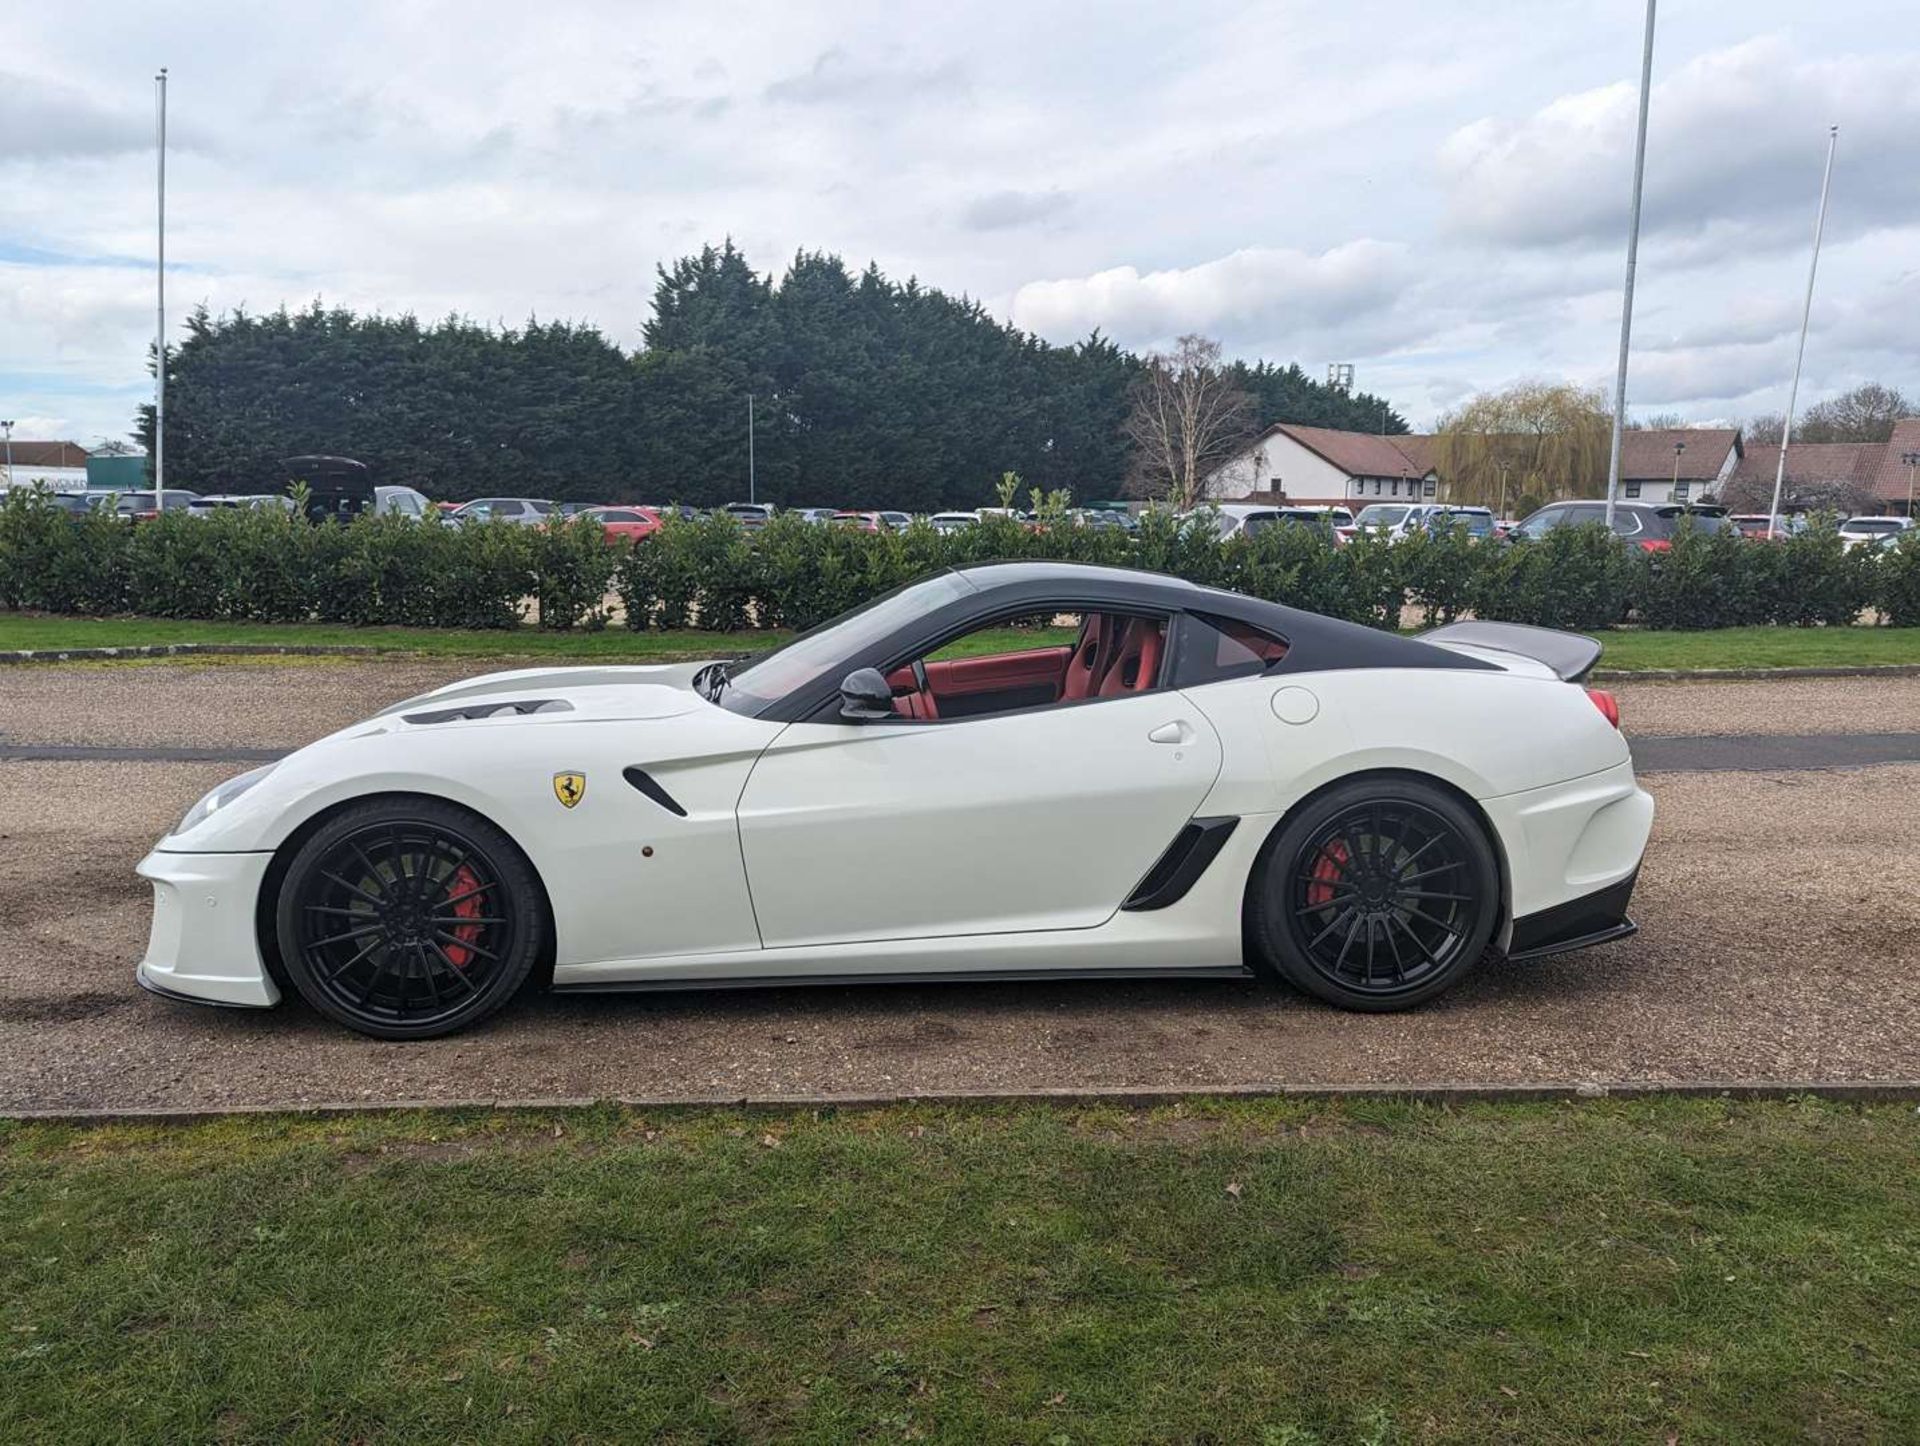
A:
[1239, 767, 1513, 969]
[252, 789, 558, 996]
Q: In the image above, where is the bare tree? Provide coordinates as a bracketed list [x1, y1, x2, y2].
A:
[1798, 383, 1915, 443]
[1718, 470, 1872, 516]
[1122, 335, 1253, 508]
[1743, 412, 1787, 447]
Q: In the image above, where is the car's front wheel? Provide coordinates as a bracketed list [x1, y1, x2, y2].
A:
[1247, 777, 1499, 1011]
[274, 798, 546, 1040]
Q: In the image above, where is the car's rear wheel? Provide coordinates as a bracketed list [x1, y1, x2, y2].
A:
[275, 798, 545, 1040]
[1248, 777, 1499, 1011]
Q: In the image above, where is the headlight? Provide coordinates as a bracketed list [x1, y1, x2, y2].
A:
[173, 765, 276, 837]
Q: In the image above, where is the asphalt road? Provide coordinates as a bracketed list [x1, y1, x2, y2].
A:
[3, 659, 1918, 1112]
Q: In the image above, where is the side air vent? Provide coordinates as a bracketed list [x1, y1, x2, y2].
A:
[622, 766, 688, 817]
[403, 699, 571, 725]
[1122, 817, 1239, 911]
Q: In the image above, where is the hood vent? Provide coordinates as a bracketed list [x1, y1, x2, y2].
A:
[403, 699, 572, 726]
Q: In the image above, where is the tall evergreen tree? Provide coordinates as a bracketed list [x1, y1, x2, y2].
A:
[143, 243, 1407, 508]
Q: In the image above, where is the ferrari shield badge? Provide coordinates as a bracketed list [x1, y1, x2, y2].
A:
[552, 771, 587, 809]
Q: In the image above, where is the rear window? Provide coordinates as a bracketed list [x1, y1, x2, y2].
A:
[1171, 613, 1289, 688]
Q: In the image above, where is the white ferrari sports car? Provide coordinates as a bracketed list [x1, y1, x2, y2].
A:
[136, 562, 1653, 1039]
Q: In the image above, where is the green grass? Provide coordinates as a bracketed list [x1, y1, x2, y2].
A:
[1593, 625, 1920, 672]
[3, 1097, 1916, 1443]
[5, 611, 1920, 672]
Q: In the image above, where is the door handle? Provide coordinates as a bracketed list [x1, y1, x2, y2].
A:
[1148, 720, 1195, 745]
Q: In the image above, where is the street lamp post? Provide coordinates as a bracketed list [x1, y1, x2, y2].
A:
[1904, 450, 1919, 517]
[1497, 462, 1511, 520]
[1671, 439, 1685, 500]
[1, 420, 13, 489]
[1604, 0, 1659, 530]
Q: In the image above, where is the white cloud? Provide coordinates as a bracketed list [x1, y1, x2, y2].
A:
[1010, 240, 1411, 352]
[1439, 36, 1920, 250]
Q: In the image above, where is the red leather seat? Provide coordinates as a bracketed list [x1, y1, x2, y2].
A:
[1098, 618, 1164, 696]
[1062, 614, 1115, 700]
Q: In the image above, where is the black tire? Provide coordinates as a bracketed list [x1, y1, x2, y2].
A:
[274, 797, 546, 1040]
[1247, 776, 1499, 1012]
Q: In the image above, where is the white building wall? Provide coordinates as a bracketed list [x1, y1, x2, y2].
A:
[2, 463, 89, 491]
[1203, 433, 1355, 500]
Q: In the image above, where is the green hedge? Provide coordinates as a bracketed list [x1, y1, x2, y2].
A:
[0, 490, 1908, 636]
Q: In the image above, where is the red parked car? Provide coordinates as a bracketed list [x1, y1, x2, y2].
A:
[582, 505, 663, 542]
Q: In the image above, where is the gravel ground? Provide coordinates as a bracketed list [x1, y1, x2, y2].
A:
[0, 657, 480, 749]
[1609, 673, 1920, 737]
[2, 661, 1918, 1112]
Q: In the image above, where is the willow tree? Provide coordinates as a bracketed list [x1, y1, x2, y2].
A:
[1431, 382, 1612, 510]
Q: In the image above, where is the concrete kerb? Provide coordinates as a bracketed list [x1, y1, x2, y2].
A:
[6, 1078, 1919, 1126]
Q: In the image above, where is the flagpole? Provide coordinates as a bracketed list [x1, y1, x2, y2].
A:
[1767, 125, 1839, 540]
[155, 67, 168, 494]
[1603, 0, 1657, 528]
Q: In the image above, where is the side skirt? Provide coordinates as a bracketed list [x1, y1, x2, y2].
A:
[553, 965, 1255, 995]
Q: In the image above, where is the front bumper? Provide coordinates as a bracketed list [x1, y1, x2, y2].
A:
[134, 849, 280, 1009]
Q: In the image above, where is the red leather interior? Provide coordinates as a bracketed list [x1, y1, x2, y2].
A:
[1061, 615, 1115, 700]
[1098, 618, 1165, 696]
[885, 614, 1166, 717]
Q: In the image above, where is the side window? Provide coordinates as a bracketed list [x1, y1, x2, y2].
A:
[883, 610, 1168, 722]
[494, 501, 525, 518]
[1171, 612, 1289, 688]
[464, 501, 492, 520]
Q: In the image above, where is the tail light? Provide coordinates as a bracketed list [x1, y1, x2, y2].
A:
[1586, 688, 1621, 728]
[1638, 538, 1670, 553]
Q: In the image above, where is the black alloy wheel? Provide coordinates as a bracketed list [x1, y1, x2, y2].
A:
[1248, 778, 1499, 1011]
[276, 799, 544, 1039]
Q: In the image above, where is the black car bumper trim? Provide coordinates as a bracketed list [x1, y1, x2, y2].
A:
[1505, 870, 1640, 962]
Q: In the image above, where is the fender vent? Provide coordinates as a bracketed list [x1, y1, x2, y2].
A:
[623, 766, 688, 817]
[1123, 817, 1239, 911]
[403, 699, 571, 725]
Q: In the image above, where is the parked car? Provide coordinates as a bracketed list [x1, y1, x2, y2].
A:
[1506, 500, 1729, 553]
[448, 498, 557, 526]
[928, 511, 980, 534]
[190, 494, 295, 514]
[136, 561, 1651, 1038]
[832, 510, 911, 533]
[372, 485, 436, 520]
[790, 507, 839, 525]
[1421, 506, 1499, 540]
[555, 502, 601, 517]
[1839, 516, 1912, 550]
[581, 505, 663, 543]
[1339, 503, 1436, 543]
[1196, 504, 1339, 541]
[722, 502, 776, 529]
[113, 489, 201, 522]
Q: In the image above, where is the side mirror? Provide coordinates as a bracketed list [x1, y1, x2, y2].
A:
[839, 667, 897, 721]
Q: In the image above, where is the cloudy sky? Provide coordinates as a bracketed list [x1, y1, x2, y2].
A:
[4, 0, 1917, 447]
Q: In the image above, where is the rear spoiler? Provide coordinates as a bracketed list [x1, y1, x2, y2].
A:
[1417, 621, 1603, 683]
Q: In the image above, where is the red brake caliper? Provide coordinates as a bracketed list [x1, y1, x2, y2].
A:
[442, 864, 484, 968]
[1306, 840, 1350, 910]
